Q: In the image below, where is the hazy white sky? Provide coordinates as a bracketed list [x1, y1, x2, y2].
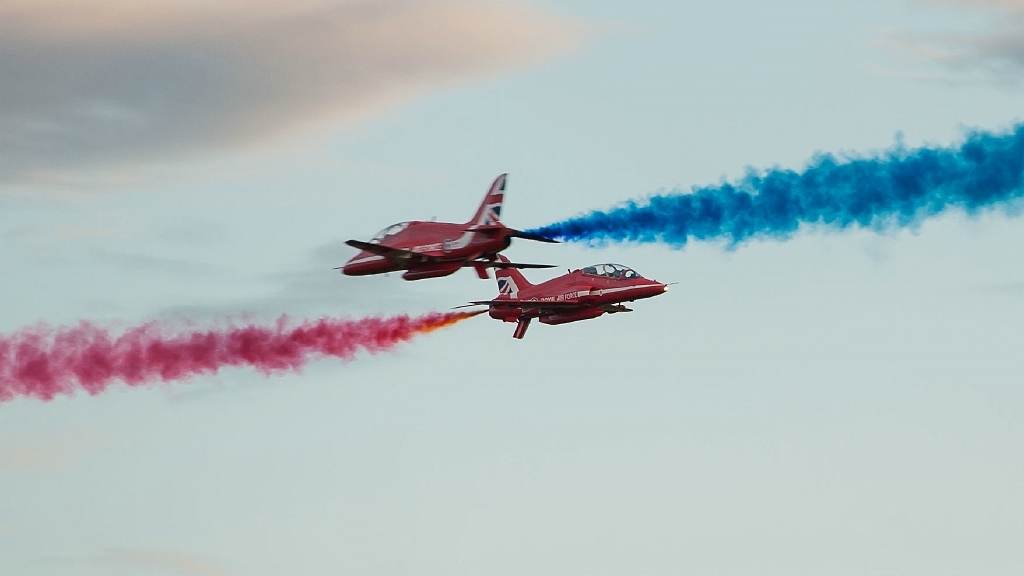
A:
[1, 1, 1022, 575]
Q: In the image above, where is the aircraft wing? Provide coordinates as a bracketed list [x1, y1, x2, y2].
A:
[345, 240, 433, 264]
[465, 300, 586, 309]
[345, 241, 552, 270]
[457, 302, 634, 318]
[467, 260, 555, 270]
[461, 301, 632, 311]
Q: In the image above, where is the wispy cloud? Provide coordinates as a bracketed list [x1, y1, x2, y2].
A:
[157, 240, 442, 321]
[0, 429, 108, 470]
[938, 0, 1024, 13]
[51, 548, 230, 576]
[0, 0, 583, 185]
[881, 0, 1024, 85]
[93, 250, 219, 276]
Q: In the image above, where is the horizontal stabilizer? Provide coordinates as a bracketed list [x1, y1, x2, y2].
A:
[463, 226, 558, 243]
[463, 260, 555, 270]
[493, 261, 556, 269]
[508, 229, 559, 243]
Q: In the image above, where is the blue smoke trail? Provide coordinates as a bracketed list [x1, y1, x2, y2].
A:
[528, 123, 1024, 246]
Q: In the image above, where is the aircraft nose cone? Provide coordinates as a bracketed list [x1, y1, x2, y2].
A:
[340, 255, 358, 275]
[340, 252, 386, 276]
[637, 280, 668, 300]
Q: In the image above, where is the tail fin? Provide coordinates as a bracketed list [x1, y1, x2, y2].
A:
[494, 255, 532, 299]
[468, 173, 507, 226]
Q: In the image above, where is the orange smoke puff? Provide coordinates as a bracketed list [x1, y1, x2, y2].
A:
[415, 310, 487, 335]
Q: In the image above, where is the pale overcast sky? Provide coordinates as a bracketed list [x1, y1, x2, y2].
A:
[1, 1, 1022, 575]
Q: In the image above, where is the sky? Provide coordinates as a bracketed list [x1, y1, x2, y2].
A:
[1, 0, 1022, 574]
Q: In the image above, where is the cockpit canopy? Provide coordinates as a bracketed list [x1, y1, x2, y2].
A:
[370, 222, 410, 243]
[581, 263, 639, 279]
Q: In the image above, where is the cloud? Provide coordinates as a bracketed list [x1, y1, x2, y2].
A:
[53, 548, 229, 576]
[0, 0, 583, 184]
[0, 429, 108, 470]
[883, 0, 1024, 84]
[157, 240, 446, 322]
[938, 0, 1024, 12]
[94, 250, 219, 276]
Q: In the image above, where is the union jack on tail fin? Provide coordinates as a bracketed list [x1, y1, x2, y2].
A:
[494, 255, 533, 299]
[468, 173, 507, 226]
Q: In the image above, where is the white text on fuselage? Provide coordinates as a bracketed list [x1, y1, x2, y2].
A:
[538, 291, 591, 303]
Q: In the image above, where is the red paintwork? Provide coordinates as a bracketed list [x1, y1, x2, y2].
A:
[342, 174, 543, 280]
[477, 257, 668, 339]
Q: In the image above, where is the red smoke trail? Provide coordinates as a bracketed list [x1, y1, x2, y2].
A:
[0, 311, 483, 402]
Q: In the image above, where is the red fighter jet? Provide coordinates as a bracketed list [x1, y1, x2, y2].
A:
[465, 256, 669, 339]
[340, 174, 556, 281]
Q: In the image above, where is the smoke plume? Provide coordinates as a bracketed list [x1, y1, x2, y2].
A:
[529, 123, 1024, 246]
[0, 311, 481, 402]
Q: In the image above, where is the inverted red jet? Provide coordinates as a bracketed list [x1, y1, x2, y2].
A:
[340, 174, 555, 281]
[466, 256, 668, 339]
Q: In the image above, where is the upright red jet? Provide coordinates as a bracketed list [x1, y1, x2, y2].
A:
[466, 256, 668, 339]
[341, 174, 555, 281]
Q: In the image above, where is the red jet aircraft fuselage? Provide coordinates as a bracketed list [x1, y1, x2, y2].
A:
[469, 257, 668, 338]
[341, 174, 554, 281]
